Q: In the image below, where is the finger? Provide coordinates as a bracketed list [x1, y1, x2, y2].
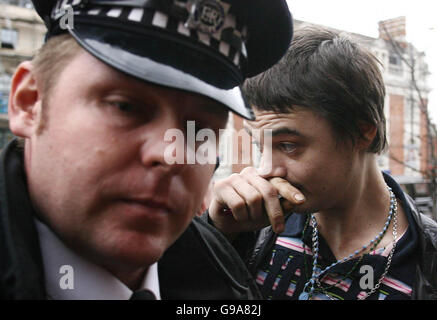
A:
[269, 177, 305, 212]
[229, 175, 264, 221]
[213, 184, 250, 223]
[240, 170, 286, 234]
[279, 197, 295, 213]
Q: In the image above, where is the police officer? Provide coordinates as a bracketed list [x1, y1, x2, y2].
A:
[0, 0, 293, 299]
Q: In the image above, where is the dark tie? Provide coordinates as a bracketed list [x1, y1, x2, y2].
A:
[129, 289, 157, 300]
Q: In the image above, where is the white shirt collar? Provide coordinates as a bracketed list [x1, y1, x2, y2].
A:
[34, 218, 161, 300]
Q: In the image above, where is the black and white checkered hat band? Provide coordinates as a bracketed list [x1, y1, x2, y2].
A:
[51, 0, 248, 68]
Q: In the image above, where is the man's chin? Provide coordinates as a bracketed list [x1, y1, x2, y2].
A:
[88, 232, 170, 271]
[99, 246, 165, 275]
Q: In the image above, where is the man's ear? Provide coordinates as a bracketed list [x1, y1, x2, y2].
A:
[357, 121, 377, 151]
[8, 61, 42, 138]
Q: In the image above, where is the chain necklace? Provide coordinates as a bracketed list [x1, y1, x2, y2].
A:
[298, 184, 398, 300]
[301, 216, 388, 299]
[321, 208, 398, 300]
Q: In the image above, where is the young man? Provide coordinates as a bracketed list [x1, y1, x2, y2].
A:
[0, 0, 294, 299]
[208, 27, 437, 300]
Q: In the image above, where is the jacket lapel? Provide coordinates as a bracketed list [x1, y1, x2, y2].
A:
[0, 140, 46, 299]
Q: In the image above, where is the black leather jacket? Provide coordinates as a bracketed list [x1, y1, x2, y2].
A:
[0, 139, 261, 300]
[243, 190, 437, 300]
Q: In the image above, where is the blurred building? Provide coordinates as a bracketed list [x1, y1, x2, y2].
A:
[1, 0, 33, 8]
[0, 1, 45, 149]
[373, 17, 431, 182]
[343, 17, 433, 216]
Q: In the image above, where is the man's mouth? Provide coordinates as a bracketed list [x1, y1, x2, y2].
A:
[120, 198, 174, 215]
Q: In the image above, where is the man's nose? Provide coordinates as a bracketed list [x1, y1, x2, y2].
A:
[138, 118, 187, 174]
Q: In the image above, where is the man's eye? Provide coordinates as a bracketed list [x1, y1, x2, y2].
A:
[278, 142, 296, 154]
[110, 101, 138, 113]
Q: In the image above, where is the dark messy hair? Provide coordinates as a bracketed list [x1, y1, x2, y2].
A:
[242, 26, 387, 154]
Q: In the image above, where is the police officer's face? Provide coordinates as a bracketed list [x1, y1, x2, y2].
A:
[18, 50, 228, 271]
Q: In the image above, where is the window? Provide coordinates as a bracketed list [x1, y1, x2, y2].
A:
[1, 29, 18, 49]
[388, 52, 403, 76]
[3, 0, 33, 8]
[0, 92, 8, 114]
[0, 74, 11, 114]
[389, 54, 401, 66]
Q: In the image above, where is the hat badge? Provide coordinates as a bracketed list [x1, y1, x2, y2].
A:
[185, 0, 226, 35]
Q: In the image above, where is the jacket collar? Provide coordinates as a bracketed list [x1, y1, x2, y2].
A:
[0, 139, 46, 299]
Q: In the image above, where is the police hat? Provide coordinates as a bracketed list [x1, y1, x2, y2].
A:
[32, 0, 293, 120]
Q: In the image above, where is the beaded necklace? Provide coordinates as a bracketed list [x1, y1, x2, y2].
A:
[298, 184, 398, 300]
[300, 216, 364, 297]
[301, 225, 385, 299]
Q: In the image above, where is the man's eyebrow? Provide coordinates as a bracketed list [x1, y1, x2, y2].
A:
[244, 126, 302, 137]
[244, 126, 303, 142]
[270, 127, 302, 137]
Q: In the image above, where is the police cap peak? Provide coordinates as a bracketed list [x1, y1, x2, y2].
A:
[32, 0, 294, 120]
